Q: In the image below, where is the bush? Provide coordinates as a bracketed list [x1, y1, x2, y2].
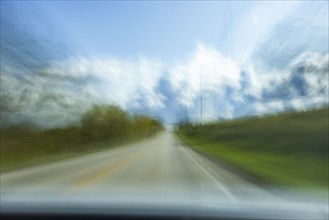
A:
[132, 114, 163, 137]
[80, 105, 131, 142]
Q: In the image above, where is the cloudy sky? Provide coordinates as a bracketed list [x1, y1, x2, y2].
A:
[1, 1, 328, 128]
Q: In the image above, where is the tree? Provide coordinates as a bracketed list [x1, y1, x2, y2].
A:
[80, 105, 130, 141]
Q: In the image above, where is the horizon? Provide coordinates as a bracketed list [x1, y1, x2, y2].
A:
[1, 1, 328, 128]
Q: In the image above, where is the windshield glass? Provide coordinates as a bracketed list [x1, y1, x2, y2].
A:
[1, 1, 328, 219]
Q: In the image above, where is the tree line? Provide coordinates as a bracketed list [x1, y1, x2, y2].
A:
[43, 105, 164, 146]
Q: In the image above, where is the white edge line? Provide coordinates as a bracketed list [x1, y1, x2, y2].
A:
[181, 146, 237, 203]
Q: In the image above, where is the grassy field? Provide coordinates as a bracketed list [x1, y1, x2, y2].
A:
[176, 108, 328, 189]
[1, 105, 163, 172]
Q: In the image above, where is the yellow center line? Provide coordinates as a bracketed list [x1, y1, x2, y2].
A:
[65, 147, 148, 194]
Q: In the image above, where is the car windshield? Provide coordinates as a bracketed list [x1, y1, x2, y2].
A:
[1, 1, 328, 219]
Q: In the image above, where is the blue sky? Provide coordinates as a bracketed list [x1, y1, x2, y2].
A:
[1, 1, 328, 127]
[35, 1, 245, 62]
[13, 1, 296, 62]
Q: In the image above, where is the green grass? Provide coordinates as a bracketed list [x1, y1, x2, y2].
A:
[0, 128, 162, 173]
[1, 105, 163, 173]
[176, 108, 329, 189]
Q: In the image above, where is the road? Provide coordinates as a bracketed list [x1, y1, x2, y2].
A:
[2, 131, 328, 219]
[1, 132, 275, 203]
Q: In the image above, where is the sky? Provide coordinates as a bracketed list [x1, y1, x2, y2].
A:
[1, 1, 328, 128]
[12, 1, 296, 62]
[30, 1, 248, 62]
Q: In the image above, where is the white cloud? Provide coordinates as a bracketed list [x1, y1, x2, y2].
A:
[168, 43, 241, 108]
[1, 43, 328, 128]
[251, 14, 260, 25]
[45, 56, 166, 110]
[1, 56, 166, 127]
[243, 52, 328, 115]
[253, 101, 284, 115]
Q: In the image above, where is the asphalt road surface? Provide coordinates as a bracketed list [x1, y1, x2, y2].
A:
[1, 132, 276, 202]
[2, 131, 329, 220]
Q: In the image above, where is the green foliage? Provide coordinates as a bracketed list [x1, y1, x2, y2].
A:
[176, 108, 329, 188]
[80, 105, 131, 141]
[132, 114, 163, 137]
[79, 105, 163, 142]
[178, 108, 328, 156]
[1, 105, 163, 172]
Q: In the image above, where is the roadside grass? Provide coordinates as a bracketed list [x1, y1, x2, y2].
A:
[1, 127, 163, 173]
[176, 108, 328, 189]
[1, 105, 163, 173]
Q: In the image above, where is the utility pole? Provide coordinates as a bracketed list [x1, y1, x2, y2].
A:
[200, 67, 204, 125]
